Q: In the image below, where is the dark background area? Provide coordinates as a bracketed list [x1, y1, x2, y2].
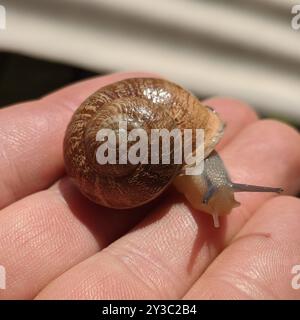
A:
[0, 52, 99, 107]
[0, 51, 299, 131]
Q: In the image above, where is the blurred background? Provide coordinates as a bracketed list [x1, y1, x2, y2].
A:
[0, 0, 299, 125]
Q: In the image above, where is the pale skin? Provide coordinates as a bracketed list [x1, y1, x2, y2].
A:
[0, 72, 300, 300]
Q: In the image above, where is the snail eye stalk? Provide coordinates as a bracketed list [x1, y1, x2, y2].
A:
[231, 183, 283, 194]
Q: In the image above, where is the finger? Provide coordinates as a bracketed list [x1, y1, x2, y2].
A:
[36, 120, 300, 299]
[221, 120, 300, 241]
[0, 177, 150, 300]
[203, 97, 258, 149]
[0, 95, 256, 299]
[0, 72, 155, 209]
[183, 196, 300, 299]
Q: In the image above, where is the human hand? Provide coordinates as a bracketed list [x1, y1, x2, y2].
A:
[0, 72, 300, 300]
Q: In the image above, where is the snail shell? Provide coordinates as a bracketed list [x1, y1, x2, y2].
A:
[63, 78, 224, 209]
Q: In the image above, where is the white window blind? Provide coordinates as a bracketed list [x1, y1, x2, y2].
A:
[0, 0, 299, 121]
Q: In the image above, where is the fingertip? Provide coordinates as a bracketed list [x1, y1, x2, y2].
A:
[256, 194, 300, 214]
[202, 97, 258, 148]
[203, 96, 258, 123]
[256, 118, 300, 140]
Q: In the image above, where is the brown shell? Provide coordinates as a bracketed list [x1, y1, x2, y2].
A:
[63, 77, 224, 208]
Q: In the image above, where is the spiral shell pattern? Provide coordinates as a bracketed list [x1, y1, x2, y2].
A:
[63, 78, 224, 208]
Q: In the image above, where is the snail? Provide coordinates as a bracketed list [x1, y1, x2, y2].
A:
[63, 77, 282, 228]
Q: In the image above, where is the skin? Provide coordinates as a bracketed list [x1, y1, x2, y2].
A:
[0, 72, 300, 300]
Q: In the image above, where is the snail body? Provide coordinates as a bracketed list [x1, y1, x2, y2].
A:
[63, 77, 282, 227]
